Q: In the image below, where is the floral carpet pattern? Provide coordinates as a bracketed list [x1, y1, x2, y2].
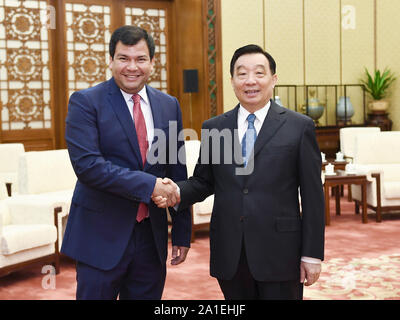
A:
[1, 190, 400, 300]
[304, 254, 400, 300]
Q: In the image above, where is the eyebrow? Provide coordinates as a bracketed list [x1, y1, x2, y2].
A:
[236, 64, 266, 70]
[115, 53, 149, 59]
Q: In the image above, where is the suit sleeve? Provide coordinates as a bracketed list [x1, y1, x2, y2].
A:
[165, 98, 192, 247]
[298, 119, 325, 260]
[65, 91, 156, 203]
[177, 122, 215, 211]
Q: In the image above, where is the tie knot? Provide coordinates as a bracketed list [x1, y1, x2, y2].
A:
[247, 113, 256, 124]
[132, 94, 140, 105]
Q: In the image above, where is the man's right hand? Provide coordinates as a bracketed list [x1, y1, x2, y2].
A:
[152, 178, 180, 208]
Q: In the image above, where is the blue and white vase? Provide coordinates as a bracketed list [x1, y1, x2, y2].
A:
[336, 96, 354, 121]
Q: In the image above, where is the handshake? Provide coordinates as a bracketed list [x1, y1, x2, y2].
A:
[151, 177, 180, 208]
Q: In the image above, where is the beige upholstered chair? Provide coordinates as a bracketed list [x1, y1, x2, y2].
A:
[339, 127, 381, 161]
[351, 131, 400, 222]
[339, 127, 381, 200]
[0, 179, 62, 277]
[0, 143, 25, 196]
[11, 149, 77, 248]
[185, 140, 213, 242]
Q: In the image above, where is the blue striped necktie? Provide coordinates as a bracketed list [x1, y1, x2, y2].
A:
[242, 113, 257, 166]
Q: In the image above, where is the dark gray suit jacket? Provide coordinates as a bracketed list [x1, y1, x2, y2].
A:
[178, 100, 325, 282]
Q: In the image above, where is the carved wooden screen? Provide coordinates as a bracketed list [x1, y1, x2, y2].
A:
[0, 0, 54, 148]
[0, 0, 219, 150]
[125, 2, 169, 93]
[64, 1, 112, 97]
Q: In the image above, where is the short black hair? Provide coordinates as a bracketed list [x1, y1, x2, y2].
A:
[230, 44, 276, 77]
[109, 25, 155, 60]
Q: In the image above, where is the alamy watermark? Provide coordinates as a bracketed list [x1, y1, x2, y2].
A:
[146, 121, 255, 176]
[41, 265, 56, 290]
[39, 5, 56, 30]
[38, 4, 356, 31]
[342, 5, 356, 30]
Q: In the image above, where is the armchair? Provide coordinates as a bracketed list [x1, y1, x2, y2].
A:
[351, 132, 400, 222]
[339, 127, 381, 200]
[12, 149, 76, 247]
[184, 140, 213, 242]
[339, 127, 381, 161]
[0, 181, 62, 277]
[0, 143, 25, 196]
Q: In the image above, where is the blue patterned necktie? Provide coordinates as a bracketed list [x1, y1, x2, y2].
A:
[242, 113, 257, 166]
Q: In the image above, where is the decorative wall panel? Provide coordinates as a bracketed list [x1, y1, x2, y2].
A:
[0, 0, 52, 130]
[220, 0, 263, 111]
[205, 0, 218, 117]
[65, 2, 111, 98]
[125, 5, 168, 93]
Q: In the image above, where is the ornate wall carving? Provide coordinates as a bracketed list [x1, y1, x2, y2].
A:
[0, 0, 206, 149]
[0, 0, 52, 130]
[65, 2, 111, 97]
[205, 0, 219, 117]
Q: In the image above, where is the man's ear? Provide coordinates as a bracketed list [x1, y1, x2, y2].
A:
[108, 56, 113, 71]
[272, 73, 278, 88]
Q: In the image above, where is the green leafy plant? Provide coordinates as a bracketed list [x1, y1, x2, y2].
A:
[360, 68, 396, 100]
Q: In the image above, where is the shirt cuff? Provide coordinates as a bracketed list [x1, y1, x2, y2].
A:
[301, 256, 321, 264]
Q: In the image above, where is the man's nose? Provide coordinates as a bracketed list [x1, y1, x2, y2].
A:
[244, 74, 257, 85]
[126, 59, 138, 70]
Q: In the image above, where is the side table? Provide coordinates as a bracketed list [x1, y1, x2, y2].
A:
[323, 170, 368, 225]
[322, 160, 348, 196]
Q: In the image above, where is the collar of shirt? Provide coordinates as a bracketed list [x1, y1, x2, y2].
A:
[237, 100, 271, 141]
[120, 86, 150, 110]
[120, 86, 154, 149]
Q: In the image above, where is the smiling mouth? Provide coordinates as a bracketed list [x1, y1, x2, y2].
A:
[124, 74, 142, 80]
[245, 90, 260, 95]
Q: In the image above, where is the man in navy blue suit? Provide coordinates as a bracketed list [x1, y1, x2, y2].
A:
[61, 25, 191, 300]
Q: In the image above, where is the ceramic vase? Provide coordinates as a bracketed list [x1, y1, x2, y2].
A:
[336, 96, 354, 121]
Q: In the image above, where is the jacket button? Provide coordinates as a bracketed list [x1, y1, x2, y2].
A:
[243, 188, 249, 194]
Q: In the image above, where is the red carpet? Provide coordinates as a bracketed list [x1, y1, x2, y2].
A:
[1, 189, 400, 300]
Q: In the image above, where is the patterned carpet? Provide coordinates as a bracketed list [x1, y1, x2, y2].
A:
[304, 254, 400, 300]
[1, 189, 400, 300]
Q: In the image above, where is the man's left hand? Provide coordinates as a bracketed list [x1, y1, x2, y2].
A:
[300, 261, 321, 286]
[171, 246, 189, 265]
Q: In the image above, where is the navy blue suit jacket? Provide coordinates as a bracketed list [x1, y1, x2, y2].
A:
[61, 77, 191, 271]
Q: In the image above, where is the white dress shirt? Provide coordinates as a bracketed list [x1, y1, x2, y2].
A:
[120, 86, 154, 152]
[237, 101, 270, 141]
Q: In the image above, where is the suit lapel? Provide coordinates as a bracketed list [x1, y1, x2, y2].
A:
[220, 105, 247, 185]
[221, 104, 242, 164]
[107, 78, 143, 167]
[252, 100, 287, 158]
[146, 85, 165, 138]
[144, 85, 166, 170]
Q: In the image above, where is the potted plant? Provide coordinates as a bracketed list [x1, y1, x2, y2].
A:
[360, 68, 396, 113]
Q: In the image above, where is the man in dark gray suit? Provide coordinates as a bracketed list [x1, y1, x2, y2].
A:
[155, 44, 325, 300]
